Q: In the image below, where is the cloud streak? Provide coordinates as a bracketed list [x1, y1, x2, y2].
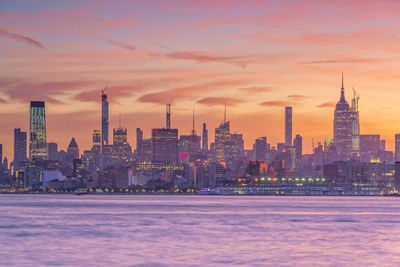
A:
[260, 101, 291, 107]
[0, 29, 44, 48]
[317, 102, 336, 108]
[197, 96, 244, 107]
[97, 36, 136, 51]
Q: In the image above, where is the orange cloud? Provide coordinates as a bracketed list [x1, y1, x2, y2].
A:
[197, 96, 244, 106]
[317, 102, 336, 108]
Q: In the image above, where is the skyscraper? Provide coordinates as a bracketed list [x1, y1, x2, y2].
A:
[255, 137, 267, 161]
[101, 88, 109, 146]
[333, 74, 360, 160]
[66, 137, 79, 166]
[395, 134, 400, 162]
[113, 126, 132, 163]
[91, 130, 101, 170]
[136, 128, 143, 159]
[285, 106, 292, 146]
[14, 128, 27, 163]
[215, 121, 230, 162]
[30, 101, 47, 160]
[151, 128, 178, 163]
[0, 144, 2, 166]
[293, 134, 303, 169]
[202, 123, 208, 152]
[166, 104, 171, 129]
[47, 142, 58, 161]
[151, 105, 179, 163]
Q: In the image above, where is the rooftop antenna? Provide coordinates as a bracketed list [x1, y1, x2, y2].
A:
[341, 72, 344, 89]
[312, 137, 315, 150]
[192, 107, 195, 136]
[224, 103, 227, 124]
[166, 103, 171, 129]
[119, 113, 121, 128]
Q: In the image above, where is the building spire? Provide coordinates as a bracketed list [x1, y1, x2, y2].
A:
[224, 103, 226, 124]
[340, 72, 345, 102]
[192, 107, 195, 136]
[166, 104, 171, 129]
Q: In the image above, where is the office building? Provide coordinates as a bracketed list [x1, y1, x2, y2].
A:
[47, 142, 58, 161]
[101, 88, 109, 146]
[30, 101, 47, 160]
[285, 106, 292, 146]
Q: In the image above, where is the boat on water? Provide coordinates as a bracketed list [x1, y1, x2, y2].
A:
[74, 189, 89, 195]
[199, 188, 216, 195]
[198, 188, 239, 195]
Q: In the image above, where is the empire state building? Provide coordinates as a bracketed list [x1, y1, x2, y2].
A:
[333, 74, 360, 160]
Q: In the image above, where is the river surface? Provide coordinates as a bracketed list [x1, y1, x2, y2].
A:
[1, 195, 399, 266]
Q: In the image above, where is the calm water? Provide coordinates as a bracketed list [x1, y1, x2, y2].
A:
[1, 195, 400, 266]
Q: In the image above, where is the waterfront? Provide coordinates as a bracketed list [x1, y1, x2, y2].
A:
[1, 195, 400, 266]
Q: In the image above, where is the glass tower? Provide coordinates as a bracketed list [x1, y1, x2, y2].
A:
[30, 101, 47, 160]
[101, 91, 109, 146]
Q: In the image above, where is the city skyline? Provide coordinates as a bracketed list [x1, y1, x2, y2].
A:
[2, 1, 400, 159]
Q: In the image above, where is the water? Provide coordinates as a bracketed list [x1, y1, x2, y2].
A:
[1, 195, 400, 266]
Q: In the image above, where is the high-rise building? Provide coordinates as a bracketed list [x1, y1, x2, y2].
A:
[113, 126, 132, 163]
[333, 74, 360, 160]
[30, 101, 47, 160]
[202, 123, 208, 152]
[285, 106, 292, 146]
[179, 134, 201, 160]
[101, 88, 109, 146]
[136, 128, 143, 158]
[151, 105, 178, 163]
[293, 134, 303, 169]
[395, 134, 400, 162]
[47, 142, 58, 161]
[215, 121, 230, 162]
[152, 128, 178, 163]
[0, 144, 2, 166]
[255, 137, 267, 161]
[92, 130, 101, 151]
[14, 128, 27, 163]
[65, 137, 79, 167]
[360, 135, 380, 162]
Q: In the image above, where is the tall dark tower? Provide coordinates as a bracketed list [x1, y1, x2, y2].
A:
[285, 106, 292, 146]
[101, 86, 109, 146]
[166, 104, 171, 129]
[202, 123, 208, 151]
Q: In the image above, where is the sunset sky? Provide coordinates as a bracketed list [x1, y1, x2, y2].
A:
[1, 0, 400, 159]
